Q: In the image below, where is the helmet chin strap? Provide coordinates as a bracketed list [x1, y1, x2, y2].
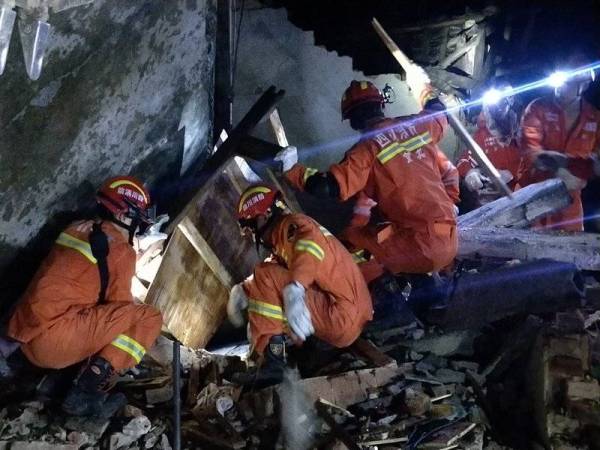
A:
[110, 215, 140, 246]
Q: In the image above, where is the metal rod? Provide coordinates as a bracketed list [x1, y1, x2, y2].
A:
[173, 340, 181, 450]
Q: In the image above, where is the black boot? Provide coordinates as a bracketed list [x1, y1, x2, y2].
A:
[367, 273, 416, 328]
[62, 356, 126, 418]
[231, 335, 287, 388]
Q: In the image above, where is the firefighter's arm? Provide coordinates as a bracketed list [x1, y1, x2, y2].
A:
[327, 143, 375, 201]
[288, 220, 328, 289]
[284, 164, 319, 191]
[436, 150, 460, 203]
[520, 102, 545, 163]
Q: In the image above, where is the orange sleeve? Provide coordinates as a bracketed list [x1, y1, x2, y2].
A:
[287, 218, 328, 289]
[105, 244, 135, 303]
[436, 151, 460, 203]
[519, 101, 546, 170]
[284, 164, 317, 191]
[567, 157, 596, 180]
[329, 143, 375, 202]
[422, 109, 448, 145]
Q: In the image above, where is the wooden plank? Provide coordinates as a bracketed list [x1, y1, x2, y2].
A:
[316, 400, 361, 450]
[269, 108, 289, 147]
[350, 338, 396, 368]
[145, 228, 231, 348]
[458, 227, 600, 271]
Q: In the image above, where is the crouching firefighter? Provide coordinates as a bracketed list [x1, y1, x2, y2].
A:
[227, 184, 373, 386]
[0, 176, 163, 417]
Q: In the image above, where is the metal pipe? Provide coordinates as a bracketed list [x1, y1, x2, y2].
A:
[173, 340, 181, 450]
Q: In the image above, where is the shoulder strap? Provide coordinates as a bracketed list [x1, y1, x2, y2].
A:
[89, 222, 110, 303]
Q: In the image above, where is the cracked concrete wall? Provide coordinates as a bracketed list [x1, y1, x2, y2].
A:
[0, 0, 216, 278]
[233, 5, 460, 170]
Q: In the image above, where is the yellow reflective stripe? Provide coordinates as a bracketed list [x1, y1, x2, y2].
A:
[319, 225, 333, 237]
[352, 250, 368, 264]
[238, 186, 272, 213]
[377, 132, 433, 164]
[295, 239, 325, 261]
[109, 180, 148, 203]
[55, 232, 97, 264]
[111, 334, 146, 364]
[248, 299, 286, 321]
[303, 167, 318, 183]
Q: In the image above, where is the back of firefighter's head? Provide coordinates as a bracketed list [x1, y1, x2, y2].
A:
[96, 175, 154, 233]
[551, 51, 595, 103]
[341, 80, 385, 131]
[237, 184, 285, 242]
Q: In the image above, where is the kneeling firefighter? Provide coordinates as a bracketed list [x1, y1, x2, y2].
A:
[227, 184, 373, 386]
[0, 176, 163, 417]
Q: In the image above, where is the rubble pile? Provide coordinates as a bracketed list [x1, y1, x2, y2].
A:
[2, 282, 600, 449]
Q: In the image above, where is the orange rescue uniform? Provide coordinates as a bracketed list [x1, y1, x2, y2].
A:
[242, 213, 373, 354]
[457, 112, 521, 189]
[286, 111, 458, 282]
[7, 220, 162, 371]
[519, 97, 600, 231]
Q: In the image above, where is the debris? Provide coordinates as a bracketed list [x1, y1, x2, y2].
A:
[109, 416, 151, 450]
[146, 384, 173, 404]
[64, 416, 110, 438]
[434, 369, 466, 384]
[121, 404, 144, 418]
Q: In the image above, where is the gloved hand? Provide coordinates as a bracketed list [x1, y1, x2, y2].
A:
[274, 145, 298, 172]
[136, 214, 169, 252]
[498, 169, 514, 184]
[283, 281, 314, 341]
[556, 168, 587, 191]
[534, 151, 568, 173]
[464, 169, 486, 192]
[227, 283, 249, 328]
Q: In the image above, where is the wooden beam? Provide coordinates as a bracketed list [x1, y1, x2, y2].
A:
[458, 179, 571, 229]
[458, 227, 600, 271]
[268, 108, 289, 147]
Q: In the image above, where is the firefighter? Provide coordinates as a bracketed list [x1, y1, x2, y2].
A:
[278, 80, 458, 284]
[0, 176, 163, 417]
[457, 80, 521, 207]
[227, 184, 373, 386]
[519, 53, 600, 231]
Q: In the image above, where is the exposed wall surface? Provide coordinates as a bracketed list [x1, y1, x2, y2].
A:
[233, 5, 459, 170]
[0, 0, 216, 277]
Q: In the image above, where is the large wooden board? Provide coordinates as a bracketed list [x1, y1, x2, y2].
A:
[146, 158, 259, 348]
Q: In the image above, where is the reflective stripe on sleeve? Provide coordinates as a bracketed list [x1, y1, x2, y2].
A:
[294, 239, 325, 261]
[377, 131, 433, 164]
[55, 232, 97, 264]
[110, 334, 146, 364]
[303, 167, 319, 183]
[248, 299, 286, 321]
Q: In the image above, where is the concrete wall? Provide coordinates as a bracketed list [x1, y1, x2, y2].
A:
[0, 1, 216, 290]
[233, 5, 460, 170]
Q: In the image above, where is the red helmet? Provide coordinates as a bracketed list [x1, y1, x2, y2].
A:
[341, 80, 385, 120]
[237, 184, 280, 221]
[96, 175, 153, 223]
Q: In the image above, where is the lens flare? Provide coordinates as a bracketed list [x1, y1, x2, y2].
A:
[547, 71, 569, 88]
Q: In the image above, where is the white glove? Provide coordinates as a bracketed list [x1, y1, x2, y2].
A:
[274, 145, 298, 172]
[464, 169, 485, 192]
[556, 168, 587, 191]
[453, 205, 460, 217]
[283, 281, 314, 341]
[227, 283, 249, 328]
[137, 214, 169, 251]
[498, 169, 514, 184]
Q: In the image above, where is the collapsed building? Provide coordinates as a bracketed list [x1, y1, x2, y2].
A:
[1, 1, 600, 449]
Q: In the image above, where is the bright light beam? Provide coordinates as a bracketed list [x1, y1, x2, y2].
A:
[297, 61, 600, 158]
